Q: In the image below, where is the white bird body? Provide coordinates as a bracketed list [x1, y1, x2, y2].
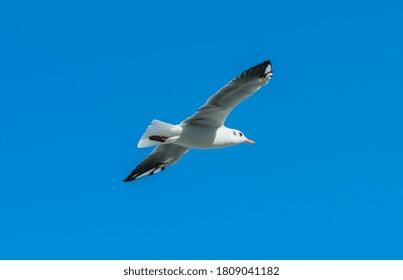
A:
[124, 60, 273, 181]
[176, 125, 246, 149]
[139, 121, 244, 149]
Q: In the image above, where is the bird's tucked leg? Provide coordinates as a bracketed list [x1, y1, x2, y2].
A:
[149, 135, 169, 143]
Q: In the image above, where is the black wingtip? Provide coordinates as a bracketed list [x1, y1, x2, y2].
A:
[123, 176, 134, 182]
[258, 60, 273, 78]
[255, 60, 271, 68]
[264, 60, 271, 66]
[240, 59, 273, 80]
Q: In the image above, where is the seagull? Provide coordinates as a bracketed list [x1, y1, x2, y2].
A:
[123, 60, 273, 181]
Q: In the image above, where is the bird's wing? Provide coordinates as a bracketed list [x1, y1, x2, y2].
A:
[182, 60, 273, 128]
[123, 144, 190, 181]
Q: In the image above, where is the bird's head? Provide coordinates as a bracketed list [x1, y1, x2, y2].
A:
[232, 129, 256, 145]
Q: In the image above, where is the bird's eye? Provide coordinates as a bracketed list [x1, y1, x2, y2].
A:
[233, 131, 236, 136]
[239, 132, 243, 137]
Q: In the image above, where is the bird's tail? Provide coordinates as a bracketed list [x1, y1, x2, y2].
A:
[137, 119, 180, 148]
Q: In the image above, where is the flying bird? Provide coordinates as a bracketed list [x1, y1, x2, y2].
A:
[123, 60, 273, 181]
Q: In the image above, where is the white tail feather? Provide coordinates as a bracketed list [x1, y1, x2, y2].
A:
[137, 119, 180, 148]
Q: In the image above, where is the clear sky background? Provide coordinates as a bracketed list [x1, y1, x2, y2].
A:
[1, 0, 402, 259]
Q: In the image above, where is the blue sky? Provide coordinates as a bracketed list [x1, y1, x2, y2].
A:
[0, 0, 402, 259]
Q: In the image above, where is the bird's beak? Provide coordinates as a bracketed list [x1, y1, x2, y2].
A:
[245, 139, 256, 145]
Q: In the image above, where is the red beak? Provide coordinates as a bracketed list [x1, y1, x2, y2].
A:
[245, 139, 256, 145]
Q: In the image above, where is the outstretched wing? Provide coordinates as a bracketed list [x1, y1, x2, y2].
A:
[123, 144, 190, 182]
[182, 60, 273, 128]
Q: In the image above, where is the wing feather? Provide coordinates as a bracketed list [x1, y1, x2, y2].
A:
[123, 144, 190, 181]
[182, 60, 273, 127]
